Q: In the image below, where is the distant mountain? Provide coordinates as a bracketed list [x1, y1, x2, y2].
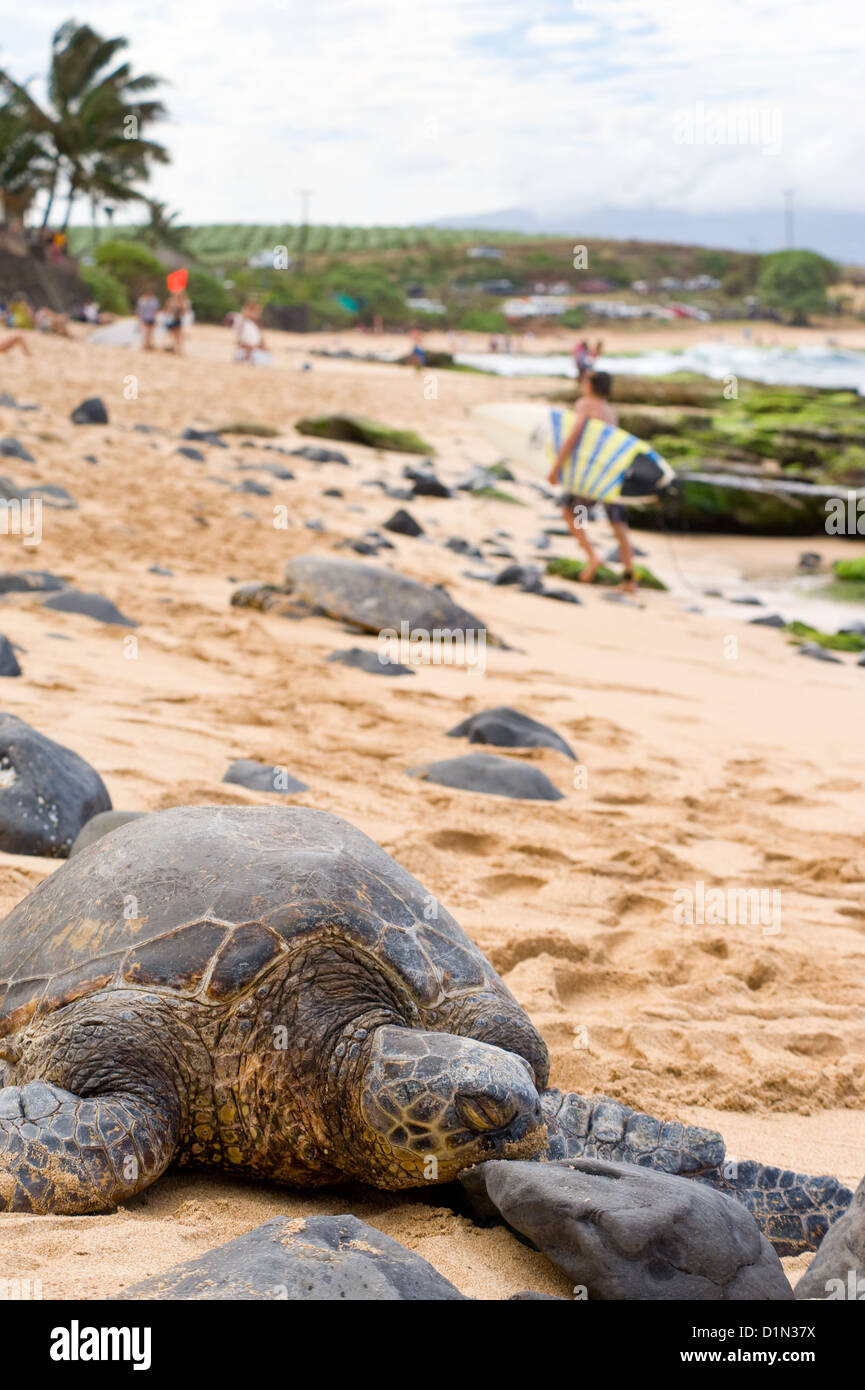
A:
[433, 207, 865, 265]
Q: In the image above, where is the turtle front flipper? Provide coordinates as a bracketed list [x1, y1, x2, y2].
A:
[541, 1089, 724, 1173]
[0, 1080, 179, 1214]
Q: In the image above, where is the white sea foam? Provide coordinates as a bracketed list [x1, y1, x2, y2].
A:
[455, 341, 865, 393]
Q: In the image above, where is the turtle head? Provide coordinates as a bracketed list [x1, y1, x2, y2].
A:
[350, 1026, 545, 1187]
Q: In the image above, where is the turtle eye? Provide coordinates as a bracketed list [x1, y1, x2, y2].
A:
[455, 1092, 518, 1134]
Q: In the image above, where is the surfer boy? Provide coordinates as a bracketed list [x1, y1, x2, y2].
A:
[548, 369, 637, 593]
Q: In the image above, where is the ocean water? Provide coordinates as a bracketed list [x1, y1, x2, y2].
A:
[455, 341, 865, 393]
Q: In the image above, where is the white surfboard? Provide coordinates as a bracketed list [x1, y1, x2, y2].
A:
[473, 402, 675, 504]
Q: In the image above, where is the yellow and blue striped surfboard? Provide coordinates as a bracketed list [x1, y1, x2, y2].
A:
[472, 403, 674, 505]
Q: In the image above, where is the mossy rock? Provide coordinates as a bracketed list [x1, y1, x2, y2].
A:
[785, 620, 865, 652]
[295, 414, 433, 455]
[475, 486, 524, 505]
[219, 422, 281, 437]
[639, 476, 835, 536]
[833, 557, 865, 582]
[546, 556, 667, 590]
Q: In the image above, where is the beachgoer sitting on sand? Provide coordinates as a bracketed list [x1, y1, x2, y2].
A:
[234, 301, 266, 362]
[548, 369, 637, 594]
[0, 332, 30, 356]
[136, 285, 160, 349]
[34, 306, 71, 336]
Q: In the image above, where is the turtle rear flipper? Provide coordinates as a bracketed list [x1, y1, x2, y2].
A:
[694, 1162, 853, 1257]
[0, 1080, 179, 1214]
[540, 1089, 853, 1256]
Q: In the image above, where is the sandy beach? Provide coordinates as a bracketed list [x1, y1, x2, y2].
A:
[0, 322, 863, 1298]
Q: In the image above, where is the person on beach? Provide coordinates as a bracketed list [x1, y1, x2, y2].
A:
[164, 288, 190, 354]
[234, 300, 267, 362]
[408, 326, 426, 369]
[572, 338, 592, 380]
[0, 331, 30, 355]
[136, 285, 160, 349]
[548, 369, 637, 593]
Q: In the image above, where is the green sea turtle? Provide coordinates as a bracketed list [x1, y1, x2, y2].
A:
[233, 555, 491, 639]
[0, 805, 546, 1213]
[0, 806, 853, 1254]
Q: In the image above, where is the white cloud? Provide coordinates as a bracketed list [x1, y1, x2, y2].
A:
[1, 0, 862, 226]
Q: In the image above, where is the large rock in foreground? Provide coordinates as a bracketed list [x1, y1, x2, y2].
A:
[121, 1214, 466, 1300]
[795, 1174, 865, 1301]
[460, 1158, 792, 1301]
[0, 713, 112, 856]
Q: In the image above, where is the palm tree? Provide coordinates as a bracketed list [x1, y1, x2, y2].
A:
[0, 20, 169, 230]
[140, 199, 189, 255]
[0, 99, 53, 222]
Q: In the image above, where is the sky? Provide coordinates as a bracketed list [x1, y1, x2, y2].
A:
[2, 0, 862, 230]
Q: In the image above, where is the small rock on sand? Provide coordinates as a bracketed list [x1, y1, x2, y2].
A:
[409, 752, 563, 802]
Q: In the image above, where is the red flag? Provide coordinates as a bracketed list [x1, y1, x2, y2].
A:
[166, 268, 188, 292]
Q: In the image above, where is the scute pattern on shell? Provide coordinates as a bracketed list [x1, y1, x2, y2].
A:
[0, 805, 501, 1040]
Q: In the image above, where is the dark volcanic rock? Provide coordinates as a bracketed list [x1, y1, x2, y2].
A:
[121, 1214, 466, 1301]
[176, 446, 205, 462]
[0, 713, 112, 856]
[749, 613, 786, 628]
[605, 543, 647, 562]
[383, 508, 424, 537]
[148, 565, 173, 577]
[290, 445, 350, 465]
[0, 476, 75, 510]
[447, 707, 575, 759]
[410, 752, 563, 802]
[444, 536, 480, 557]
[222, 758, 308, 795]
[403, 462, 451, 498]
[327, 647, 414, 677]
[182, 427, 227, 448]
[70, 810, 146, 856]
[234, 479, 272, 496]
[494, 563, 543, 591]
[0, 437, 34, 462]
[795, 1174, 865, 1301]
[0, 570, 66, 594]
[41, 590, 137, 627]
[541, 586, 582, 604]
[0, 636, 21, 677]
[798, 642, 842, 663]
[460, 1159, 792, 1302]
[70, 397, 108, 425]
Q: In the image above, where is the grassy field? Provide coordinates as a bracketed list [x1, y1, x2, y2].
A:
[66, 223, 537, 263]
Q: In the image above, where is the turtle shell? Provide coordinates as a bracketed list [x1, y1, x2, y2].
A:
[282, 556, 486, 635]
[0, 805, 507, 1040]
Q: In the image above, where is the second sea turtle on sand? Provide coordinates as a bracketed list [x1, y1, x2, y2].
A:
[233, 555, 491, 639]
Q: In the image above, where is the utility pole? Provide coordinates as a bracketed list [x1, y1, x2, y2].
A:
[296, 188, 313, 270]
[784, 188, 795, 249]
